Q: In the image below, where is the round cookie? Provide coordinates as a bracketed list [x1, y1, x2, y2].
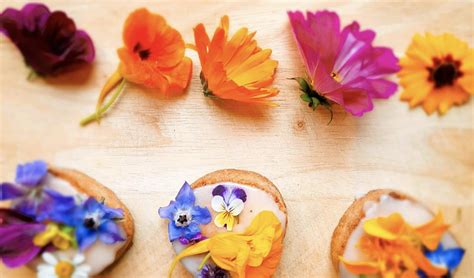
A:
[331, 189, 463, 278]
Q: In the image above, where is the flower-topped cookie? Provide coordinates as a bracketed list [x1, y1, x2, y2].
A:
[0, 161, 134, 277]
[331, 189, 465, 278]
[159, 169, 287, 277]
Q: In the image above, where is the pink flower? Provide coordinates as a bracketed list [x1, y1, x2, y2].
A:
[288, 10, 400, 117]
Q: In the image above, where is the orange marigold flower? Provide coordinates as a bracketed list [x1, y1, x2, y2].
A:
[340, 212, 450, 277]
[398, 33, 473, 115]
[193, 15, 279, 105]
[81, 8, 192, 126]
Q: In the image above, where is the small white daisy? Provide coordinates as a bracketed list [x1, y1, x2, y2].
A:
[37, 252, 91, 278]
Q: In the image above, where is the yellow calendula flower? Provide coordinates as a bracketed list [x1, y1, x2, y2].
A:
[341, 212, 450, 277]
[169, 211, 284, 278]
[33, 222, 75, 250]
[398, 33, 473, 115]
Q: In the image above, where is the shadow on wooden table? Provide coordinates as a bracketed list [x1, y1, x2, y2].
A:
[44, 63, 94, 88]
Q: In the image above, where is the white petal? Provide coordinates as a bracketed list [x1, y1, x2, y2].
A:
[42, 252, 58, 265]
[72, 253, 85, 265]
[75, 265, 91, 273]
[228, 199, 244, 216]
[37, 265, 56, 278]
[211, 196, 226, 212]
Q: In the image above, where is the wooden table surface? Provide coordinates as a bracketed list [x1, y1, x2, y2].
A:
[1, 0, 473, 277]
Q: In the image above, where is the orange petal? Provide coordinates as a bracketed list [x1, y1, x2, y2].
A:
[415, 211, 449, 250]
[161, 57, 193, 94]
[404, 245, 448, 276]
[339, 257, 380, 275]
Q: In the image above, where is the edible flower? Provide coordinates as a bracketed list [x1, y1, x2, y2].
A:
[33, 222, 76, 250]
[0, 3, 94, 77]
[80, 8, 192, 126]
[418, 243, 465, 277]
[169, 211, 284, 278]
[0, 209, 46, 268]
[288, 10, 399, 120]
[211, 185, 247, 231]
[37, 252, 91, 278]
[159, 182, 211, 243]
[193, 15, 279, 105]
[340, 212, 454, 277]
[0, 160, 76, 219]
[69, 197, 125, 250]
[398, 33, 473, 115]
[200, 264, 230, 278]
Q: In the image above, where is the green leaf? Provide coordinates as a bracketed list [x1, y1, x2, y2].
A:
[300, 93, 311, 103]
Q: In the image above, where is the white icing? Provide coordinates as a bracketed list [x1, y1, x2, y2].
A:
[339, 194, 460, 278]
[172, 182, 287, 276]
[36, 173, 126, 276]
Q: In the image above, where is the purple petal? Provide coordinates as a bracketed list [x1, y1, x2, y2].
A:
[20, 3, 50, 32]
[158, 201, 177, 220]
[98, 221, 125, 244]
[15, 160, 48, 187]
[366, 78, 398, 99]
[175, 182, 195, 208]
[0, 183, 25, 200]
[212, 185, 227, 197]
[13, 198, 38, 218]
[231, 188, 247, 202]
[191, 206, 211, 225]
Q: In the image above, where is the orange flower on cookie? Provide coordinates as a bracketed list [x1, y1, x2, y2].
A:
[340, 212, 450, 277]
[81, 8, 192, 126]
[193, 16, 279, 105]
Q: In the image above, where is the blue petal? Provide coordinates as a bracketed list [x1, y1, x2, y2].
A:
[442, 248, 465, 270]
[103, 206, 124, 220]
[168, 222, 183, 242]
[175, 182, 195, 208]
[183, 222, 201, 240]
[83, 197, 100, 212]
[15, 160, 48, 187]
[36, 188, 77, 224]
[76, 225, 98, 250]
[0, 182, 25, 200]
[98, 220, 125, 244]
[13, 198, 37, 218]
[158, 201, 177, 220]
[191, 205, 211, 225]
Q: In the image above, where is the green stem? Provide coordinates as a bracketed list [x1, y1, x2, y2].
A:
[197, 252, 211, 270]
[80, 79, 126, 126]
[27, 69, 38, 81]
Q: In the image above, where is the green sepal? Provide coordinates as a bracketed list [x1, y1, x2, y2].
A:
[291, 76, 334, 124]
[200, 71, 216, 98]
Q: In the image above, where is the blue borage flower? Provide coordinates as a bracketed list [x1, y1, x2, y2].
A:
[0, 160, 75, 220]
[159, 182, 211, 243]
[418, 243, 465, 277]
[211, 185, 247, 231]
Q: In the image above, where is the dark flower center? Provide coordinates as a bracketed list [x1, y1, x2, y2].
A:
[427, 55, 463, 88]
[83, 217, 96, 229]
[177, 214, 188, 225]
[133, 43, 151, 61]
[174, 210, 192, 227]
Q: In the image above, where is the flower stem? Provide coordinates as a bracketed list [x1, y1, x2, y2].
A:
[197, 252, 211, 270]
[27, 69, 38, 81]
[80, 79, 126, 126]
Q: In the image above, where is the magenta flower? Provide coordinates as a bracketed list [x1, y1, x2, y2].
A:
[288, 10, 400, 118]
[0, 3, 94, 76]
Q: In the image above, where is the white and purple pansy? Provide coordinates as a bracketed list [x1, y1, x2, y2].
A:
[159, 182, 211, 245]
[211, 185, 247, 231]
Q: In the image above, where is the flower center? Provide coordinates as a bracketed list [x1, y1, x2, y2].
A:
[55, 260, 75, 278]
[83, 212, 100, 229]
[133, 43, 151, 60]
[427, 55, 463, 88]
[174, 210, 192, 227]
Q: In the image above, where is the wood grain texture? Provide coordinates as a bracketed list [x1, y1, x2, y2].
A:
[0, 0, 473, 277]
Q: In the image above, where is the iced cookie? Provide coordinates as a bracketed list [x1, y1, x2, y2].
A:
[159, 169, 287, 277]
[0, 160, 134, 277]
[331, 189, 465, 278]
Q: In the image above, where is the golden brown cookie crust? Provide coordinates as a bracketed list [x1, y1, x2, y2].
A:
[330, 189, 410, 271]
[48, 166, 134, 273]
[191, 169, 288, 233]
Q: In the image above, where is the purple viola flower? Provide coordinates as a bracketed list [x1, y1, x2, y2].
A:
[0, 3, 94, 76]
[159, 182, 211, 243]
[69, 197, 125, 250]
[0, 209, 46, 268]
[0, 160, 76, 219]
[211, 185, 247, 231]
[288, 10, 400, 118]
[200, 264, 230, 278]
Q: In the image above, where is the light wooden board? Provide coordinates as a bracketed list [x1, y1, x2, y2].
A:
[1, 0, 473, 277]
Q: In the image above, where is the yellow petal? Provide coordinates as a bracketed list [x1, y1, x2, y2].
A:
[33, 223, 59, 247]
[363, 213, 406, 240]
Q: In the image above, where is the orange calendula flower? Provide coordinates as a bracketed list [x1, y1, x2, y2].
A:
[169, 211, 284, 278]
[192, 16, 279, 105]
[80, 8, 192, 126]
[341, 212, 450, 277]
[398, 33, 473, 115]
